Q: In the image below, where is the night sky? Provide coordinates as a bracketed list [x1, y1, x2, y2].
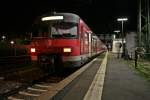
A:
[0, 0, 137, 35]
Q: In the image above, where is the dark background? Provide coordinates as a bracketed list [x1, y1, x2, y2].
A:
[0, 0, 138, 35]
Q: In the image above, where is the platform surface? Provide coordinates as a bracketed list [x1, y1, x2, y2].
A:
[52, 56, 104, 100]
[102, 53, 150, 100]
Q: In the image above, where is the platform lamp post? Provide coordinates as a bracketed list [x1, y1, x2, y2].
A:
[117, 18, 128, 58]
[114, 30, 121, 58]
[114, 30, 120, 38]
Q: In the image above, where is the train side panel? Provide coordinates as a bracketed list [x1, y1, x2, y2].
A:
[79, 19, 103, 61]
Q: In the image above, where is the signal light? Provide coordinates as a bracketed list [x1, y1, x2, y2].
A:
[31, 48, 36, 53]
[63, 48, 71, 53]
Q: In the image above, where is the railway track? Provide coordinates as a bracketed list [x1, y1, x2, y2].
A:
[0, 80, 30, 100]
[7, 77, 64, 100]
[0, 67, 74, 100]
[0, 74, 66, 100]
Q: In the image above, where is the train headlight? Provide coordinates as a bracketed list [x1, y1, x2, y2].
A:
[31, 48, 36, 53]
[63, 48, 71, 53]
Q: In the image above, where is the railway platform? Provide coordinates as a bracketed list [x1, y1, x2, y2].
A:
[102, 53, 150, 100]
[7, 52, 150, 100]
[51, 52, 150, 100]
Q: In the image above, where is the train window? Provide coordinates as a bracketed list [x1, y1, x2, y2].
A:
[32, 22, 78, 38]
[51, 22, 78, 38]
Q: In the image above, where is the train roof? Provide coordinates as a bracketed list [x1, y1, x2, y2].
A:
[34, 12, 96, 34]
[53, 13, 80, 18]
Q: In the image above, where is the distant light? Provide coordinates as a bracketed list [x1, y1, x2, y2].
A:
[113, 34, 116, 39]
[10, 41, 14, 44]
[41, 16, 64, 21]
[114, 30, 120, 33]
[117, 18, 128, 21]
[1, 35, 6, 39]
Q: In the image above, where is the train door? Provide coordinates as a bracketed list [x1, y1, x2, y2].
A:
[80, 26, 84, 55]
[96, 39, 101, 53]
[95, 38, 98, 53]
[91, 35, 97, 56]
[84, 32, 89, 54]
[91, 34, 93, 56]
[88, 32, 92, 57]
[80, 26, 89, 62]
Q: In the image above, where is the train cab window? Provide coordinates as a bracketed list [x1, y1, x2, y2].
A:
[51, 22, 78, 38]
[32, 22, 77, 38]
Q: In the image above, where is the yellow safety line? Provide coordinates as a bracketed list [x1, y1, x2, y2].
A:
[84, 51, 108, 100]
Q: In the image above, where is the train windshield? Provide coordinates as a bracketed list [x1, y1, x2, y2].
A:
[32, 22, 78, 39]
[51, 22, 77, 38]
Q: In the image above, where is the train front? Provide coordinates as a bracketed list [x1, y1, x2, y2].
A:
[30, 13, 81, 70]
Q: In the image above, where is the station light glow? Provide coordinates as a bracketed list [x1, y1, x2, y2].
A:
[113, 34, 116, 39]
[114, 30, 120, 33]
[117, 18, 128, 21]
[41, 16, 64, 21]
[10, 41, 14, 44]
[63, 48, 71, 53]
[2, 35, 6, 39]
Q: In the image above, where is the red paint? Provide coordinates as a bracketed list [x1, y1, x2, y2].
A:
[30, 38, 80, 56]
[29, 13, 106, 67]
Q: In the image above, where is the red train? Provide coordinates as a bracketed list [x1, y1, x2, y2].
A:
[29, 12, 105, 71]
